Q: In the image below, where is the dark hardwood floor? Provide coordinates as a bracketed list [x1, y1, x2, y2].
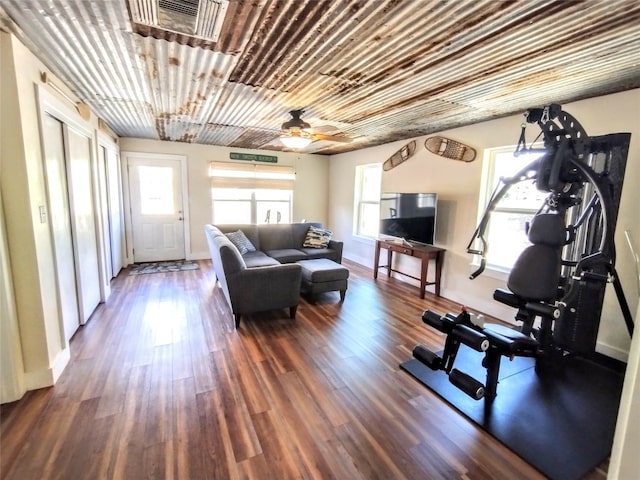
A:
[1, 259, 608, 479]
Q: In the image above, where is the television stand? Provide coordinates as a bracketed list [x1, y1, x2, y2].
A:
[373, 239, 445, 298]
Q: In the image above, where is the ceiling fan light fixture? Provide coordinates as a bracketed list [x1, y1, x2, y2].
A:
[280, 131, 313, 149]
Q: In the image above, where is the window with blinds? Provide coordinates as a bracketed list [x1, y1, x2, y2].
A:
[210, 162, 295, 224]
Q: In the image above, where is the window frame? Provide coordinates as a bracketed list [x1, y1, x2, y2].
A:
[210, 162, 295, 225]
[353, 163, 382, 238]
[475, 146, 547, 275]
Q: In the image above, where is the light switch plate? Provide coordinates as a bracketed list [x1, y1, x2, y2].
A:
[38, 205, 47, 223]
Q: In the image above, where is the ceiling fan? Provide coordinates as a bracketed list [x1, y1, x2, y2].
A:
[280, 109, 351, 149]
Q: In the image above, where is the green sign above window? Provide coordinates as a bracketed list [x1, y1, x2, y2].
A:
[230, 152, 278, 163]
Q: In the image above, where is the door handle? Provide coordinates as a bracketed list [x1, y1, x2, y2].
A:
[178, 217, 183, 221]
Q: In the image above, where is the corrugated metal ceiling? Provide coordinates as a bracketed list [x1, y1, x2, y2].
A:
[1, 0, 639, 154]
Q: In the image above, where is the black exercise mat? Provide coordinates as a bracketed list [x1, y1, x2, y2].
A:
[400, 347, 625, 480]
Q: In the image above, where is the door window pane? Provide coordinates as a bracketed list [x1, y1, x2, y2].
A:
[139, 166, 174, 215]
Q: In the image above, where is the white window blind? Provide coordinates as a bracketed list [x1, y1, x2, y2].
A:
[210, 162, 296, 190]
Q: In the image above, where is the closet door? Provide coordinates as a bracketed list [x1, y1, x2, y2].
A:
[97, 140, 124, 279]
[97, 146, 113, 280]
[65, 126, 101, 323]
[106, 148, 124, 276]
[42, 114, 80, 342]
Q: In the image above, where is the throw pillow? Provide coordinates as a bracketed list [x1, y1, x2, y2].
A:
[225, 230, 256, 255]
[303, 225, 332, 248]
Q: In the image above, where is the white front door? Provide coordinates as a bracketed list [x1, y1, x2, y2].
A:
[128, 157, 185, 262]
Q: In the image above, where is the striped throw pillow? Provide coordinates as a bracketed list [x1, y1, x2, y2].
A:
[303, 226, 332, 248]
[225, 230, 256, 255]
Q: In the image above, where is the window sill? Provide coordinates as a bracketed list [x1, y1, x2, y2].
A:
[352, 234, 376, 245]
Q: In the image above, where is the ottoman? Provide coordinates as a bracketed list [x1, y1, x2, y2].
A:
[297, 258, 349, 302]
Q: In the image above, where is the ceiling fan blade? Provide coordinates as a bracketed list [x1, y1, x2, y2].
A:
[306, 124, 340, 134]
[259, 134, 286, 148]
[311, 133, 352, 143]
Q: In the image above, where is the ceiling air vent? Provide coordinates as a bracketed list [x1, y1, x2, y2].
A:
[129, 0, 228, 43]
[159, 0, 199, 17]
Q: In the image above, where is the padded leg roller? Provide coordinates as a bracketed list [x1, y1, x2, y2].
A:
[452, 325, 490, 352]
[422, 310, 447, 331]
[449, 368, 485, 400]
[412, 344, 442, 370]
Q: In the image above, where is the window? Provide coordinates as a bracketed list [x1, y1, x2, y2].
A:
[354, 163, 382, 237]
[138, 165, 175, 215]
[478, 147, 547, 271]
[210, 162, 295, 224]
[212, 188, 253, 224]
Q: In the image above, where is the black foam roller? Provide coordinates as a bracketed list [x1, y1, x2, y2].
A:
[412, 344, 442, 370]
[422, 310, 445, 331]
[449, 368, 485, 400]
[452, 325, 490, 352]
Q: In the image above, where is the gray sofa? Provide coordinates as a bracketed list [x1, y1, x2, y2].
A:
[205, 222, 343, 328]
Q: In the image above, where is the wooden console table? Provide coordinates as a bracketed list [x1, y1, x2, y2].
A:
[373, 240, 445, 298]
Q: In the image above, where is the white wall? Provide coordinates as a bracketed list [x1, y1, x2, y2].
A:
[1, 31, 110, 398]
[0, 190, 26, 403]
[1, 32, 67, 391]
[118, 138, 330, 260]
[329, 89, 640, 360]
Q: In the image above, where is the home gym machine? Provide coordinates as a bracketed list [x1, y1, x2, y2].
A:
[411, 104, 633, 402]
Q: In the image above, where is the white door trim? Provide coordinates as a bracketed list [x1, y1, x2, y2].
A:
[121, 151, 190, 265]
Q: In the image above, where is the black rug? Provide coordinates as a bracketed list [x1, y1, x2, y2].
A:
[129, 260, 199, 275]
[400, 347, 625, 480]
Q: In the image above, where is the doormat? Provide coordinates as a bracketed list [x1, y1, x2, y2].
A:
[400, 346, 624, 480]
[129, 260, 199, 275]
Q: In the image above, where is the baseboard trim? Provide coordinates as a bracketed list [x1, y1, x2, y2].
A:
[24, 347, 71, 390]
[343, 253, 371, 269]
[597, 341, 629, 363]
[187, 251, 210, 261]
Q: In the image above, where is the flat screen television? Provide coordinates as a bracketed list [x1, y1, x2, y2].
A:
[379, 192, 437, 245]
